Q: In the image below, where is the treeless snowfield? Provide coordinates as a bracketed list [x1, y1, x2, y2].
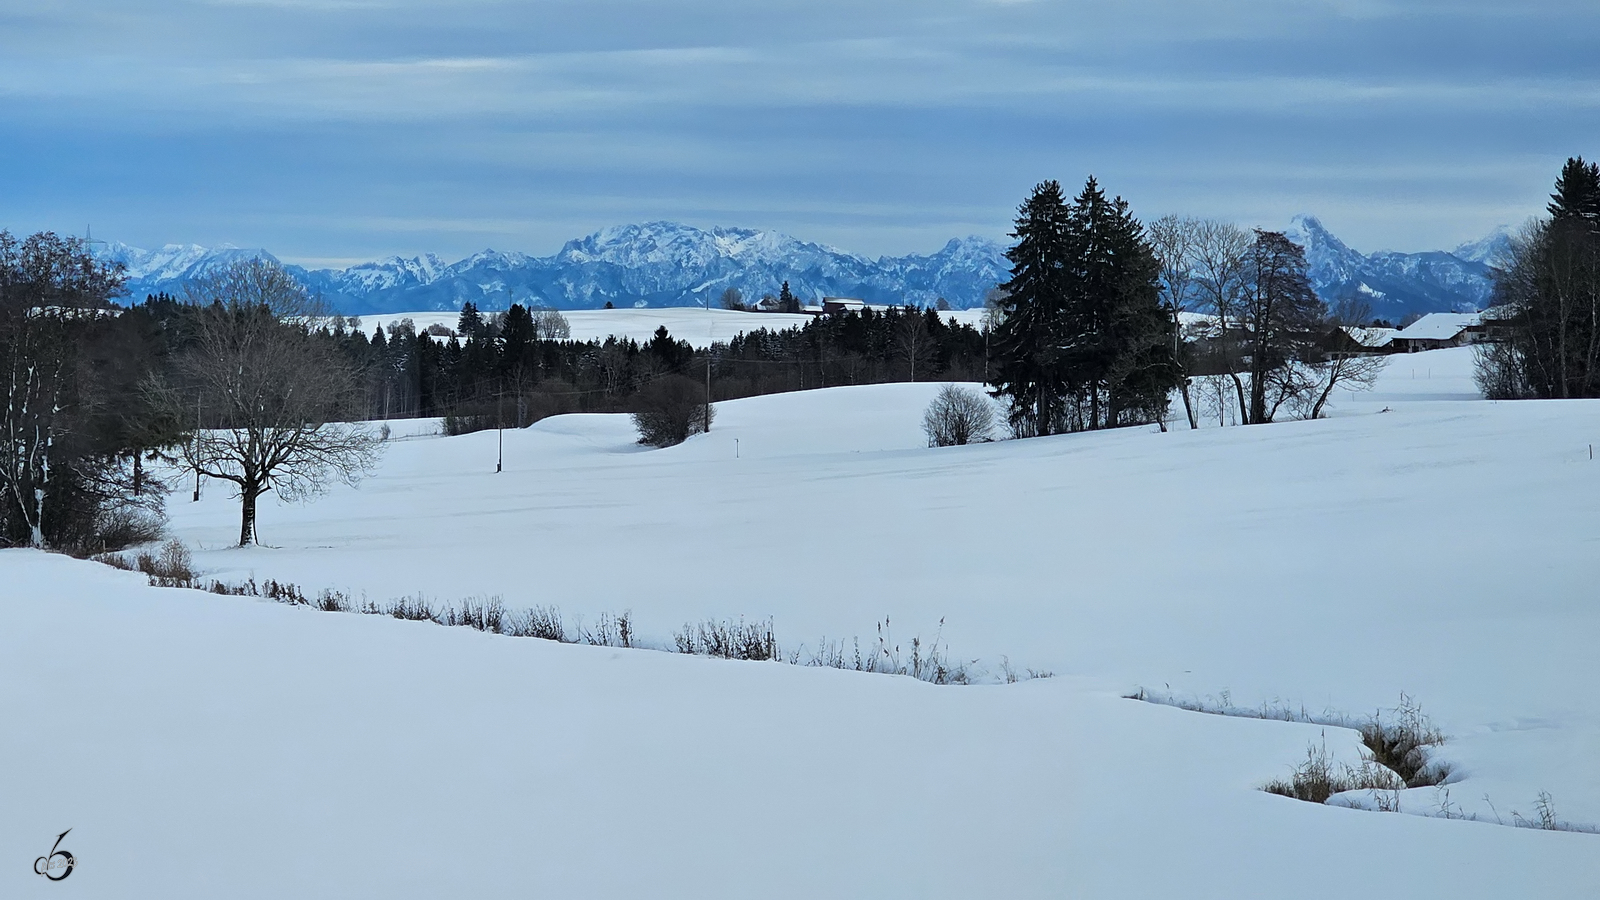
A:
[4, 346, 1597, 897]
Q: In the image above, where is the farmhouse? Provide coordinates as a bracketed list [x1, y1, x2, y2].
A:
[1389, 312, 1484, 353]
[1320, 324, 1397, 355]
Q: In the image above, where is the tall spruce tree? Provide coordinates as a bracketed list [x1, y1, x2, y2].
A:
[1548, 156, 1600, 225]
[1059, 178, 1176, 430]
[992, 180, 1071, 436]
[777, 281, 800, 313]
[991, 178, 1176, 435]
[457, 301, 485, 339]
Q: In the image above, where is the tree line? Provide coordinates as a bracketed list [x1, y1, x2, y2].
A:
[1475, 156, 1600, 399]
[0, 249, 390, 550]
[0, 242, 989, 549]
[987, 177, 1384, 436]
[325, 298, 985, 432]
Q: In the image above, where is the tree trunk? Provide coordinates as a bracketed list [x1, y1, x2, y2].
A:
[239, 485, 261, 547]
[1229, 372, 1249, 424]
[1179, 378, 1197, 429]
[1248, 340, 1271, 424]
[1310, 363, 1339, 421]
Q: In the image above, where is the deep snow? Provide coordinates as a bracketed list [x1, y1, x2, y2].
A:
[4, 345, 1598, 897]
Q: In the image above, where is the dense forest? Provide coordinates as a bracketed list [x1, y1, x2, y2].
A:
[323, 301, 987, 429]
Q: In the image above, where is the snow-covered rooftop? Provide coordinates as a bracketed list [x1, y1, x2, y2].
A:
[1394, 312, 1480, 341]
[1340, 325, 1397, 347]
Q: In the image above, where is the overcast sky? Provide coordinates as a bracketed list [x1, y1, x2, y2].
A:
[1, 0, 1595, 265]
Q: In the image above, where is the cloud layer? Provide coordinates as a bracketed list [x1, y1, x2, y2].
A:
[2, 0, 1595, 260]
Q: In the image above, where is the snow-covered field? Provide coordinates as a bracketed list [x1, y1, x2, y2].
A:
[360, 306, 988, 348]
[5, 346, 1598, 897]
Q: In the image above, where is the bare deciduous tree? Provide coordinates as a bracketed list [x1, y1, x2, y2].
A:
[1299, 299, 1388, 420]
[719, 287, 746, 311]
[167, 259, 383, 546]
[922, 384, 996, 446]
[1241, 230, 1325, 424]
[1148, 215, 1200, 429]
[894, 307, 937, 382]
[1188, 220, 1254, 423]
[532, 306, 571, 340]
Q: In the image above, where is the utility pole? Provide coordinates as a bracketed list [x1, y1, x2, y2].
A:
[84, 225, 106, 259]
[705, 350, 712, 433]
[192, 395, 202, 501]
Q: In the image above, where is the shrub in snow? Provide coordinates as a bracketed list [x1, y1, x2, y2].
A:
[674, 617, 777, 660]
[510, 605, 569, 642]
[443, 413, 496, 436]
[631, 375, 713, 447]
[124, 539, 196, 589]
[581, 611, 634, 648]
[1262, 734, 1403, 804]
[922, 384, 995, 447]
[1358, 693, 1448, 787]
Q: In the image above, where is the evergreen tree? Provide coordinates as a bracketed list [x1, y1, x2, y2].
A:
[1053, 178, 1176, 430]
[1548, 156, 1600, 225]
[498, 303, 536, 381]
[647, 325, 690, 370]
[459, 333, 496, 401]
[777, 281, 800, 313]
[992, 177, 1176, 434]
[1078, 184, 1177, 428]
[992, 180, 1071, 436]
[457, 301, 484, 339]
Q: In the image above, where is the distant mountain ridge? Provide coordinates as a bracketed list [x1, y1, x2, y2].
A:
[103, 218, 1508, 319]
[1284, 215, 1507, 319]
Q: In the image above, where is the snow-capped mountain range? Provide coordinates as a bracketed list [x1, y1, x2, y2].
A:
[1283, 215, 1507, 317]
[103, 218, 1509, 319]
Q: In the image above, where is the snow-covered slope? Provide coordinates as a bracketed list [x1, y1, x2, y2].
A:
[107, 219, 1503, 318]
[4, 348, 1598, 896]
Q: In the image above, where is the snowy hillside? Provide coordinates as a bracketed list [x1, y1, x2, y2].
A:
[105, 219, 1502, 318]
[5, 347, 1596, 897]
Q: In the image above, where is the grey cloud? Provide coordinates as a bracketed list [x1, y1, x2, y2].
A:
[1, 0, 1595, 259]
